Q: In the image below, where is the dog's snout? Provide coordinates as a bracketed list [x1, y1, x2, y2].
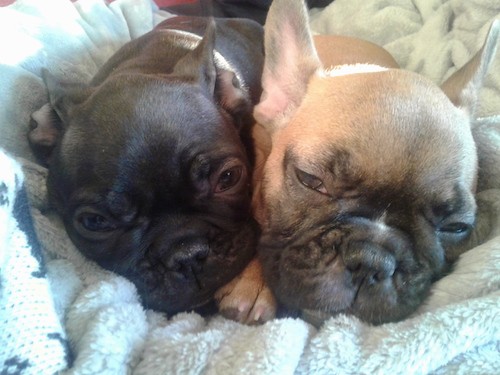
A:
[167, 238, 209, 274]
[343, 241, 396, 284]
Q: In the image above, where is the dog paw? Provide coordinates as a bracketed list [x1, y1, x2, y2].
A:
[215, 259, 277, 324]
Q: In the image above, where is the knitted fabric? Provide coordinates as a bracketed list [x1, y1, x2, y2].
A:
[0, 150, 69, 375]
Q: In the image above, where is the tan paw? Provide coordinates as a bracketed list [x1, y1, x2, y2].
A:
[215, 258, 277, 324]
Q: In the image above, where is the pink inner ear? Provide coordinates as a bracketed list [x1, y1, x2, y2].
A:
[254, 82, 290, 129]
[254, 0, 322, 132]
[255, 23, 321, 130]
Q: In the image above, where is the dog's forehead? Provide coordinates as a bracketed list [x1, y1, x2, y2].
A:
[60, 77, 246, 192]
[70, 76, 240, 145]
[279, 69, 477, 190]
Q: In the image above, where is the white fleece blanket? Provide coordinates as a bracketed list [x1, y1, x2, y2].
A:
[0, 0, 499, 374]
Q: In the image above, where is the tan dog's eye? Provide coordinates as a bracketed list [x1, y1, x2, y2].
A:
[438, 222, 471, 234]
[295, 168, 329, 195]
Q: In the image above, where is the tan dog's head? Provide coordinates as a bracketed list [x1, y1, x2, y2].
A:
[253, 0, 499, 324]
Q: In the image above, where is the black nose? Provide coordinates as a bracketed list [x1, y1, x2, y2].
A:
[166, 238, 209, 275]
[343, 241, 396, 285]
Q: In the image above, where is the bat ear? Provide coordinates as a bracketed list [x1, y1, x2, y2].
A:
[43, 69, 93, 124]
[253, 0, 322, 135]
[173, 19, 217, 96]
[28, 70, 92, 164]
[28, 103, 62, 165]
[215, 68, 254, 130]
[441, 20, 499, 118]
[172, 19, 255, 129]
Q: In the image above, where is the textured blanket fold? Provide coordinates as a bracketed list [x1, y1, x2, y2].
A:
[0, 0, 499, 374]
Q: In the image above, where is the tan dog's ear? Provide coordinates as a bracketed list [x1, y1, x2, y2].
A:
[441, 20, 499, 117]
[253, 0, 321, 135]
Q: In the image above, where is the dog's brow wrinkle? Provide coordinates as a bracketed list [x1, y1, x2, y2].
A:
[283, 147, 297, 171]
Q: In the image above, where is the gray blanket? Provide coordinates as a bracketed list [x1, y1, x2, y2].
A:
[0, 0, 499, 374]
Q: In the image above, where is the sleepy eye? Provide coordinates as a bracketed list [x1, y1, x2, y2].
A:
[438, 222, 471, 235]
[295, 168, 329, 195]
[436, 219, 473, 245]
[433, 201, 474, 241]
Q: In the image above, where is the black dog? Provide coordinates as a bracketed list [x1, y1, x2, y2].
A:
[28, 16, 264, 315]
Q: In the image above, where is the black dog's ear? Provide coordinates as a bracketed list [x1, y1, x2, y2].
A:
[173, 19, 217, 95]
[28, 69, 93, 165]
[215, 68, 253, 129]
[171, 20, 252, 128]
[42, 69, 92, 124]
[28, 103, 62, 165]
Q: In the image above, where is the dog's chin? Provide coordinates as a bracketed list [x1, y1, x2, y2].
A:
[266, 266, 431, 326]
[68, 220, 258, 316]
[129, 274, 217, 315]
[298, 271, 432, 326]
[130, 229, 258, 315]
[259, 226, 436, 325]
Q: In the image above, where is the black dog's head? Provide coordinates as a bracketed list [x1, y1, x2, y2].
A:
[28, 21, 261, 314]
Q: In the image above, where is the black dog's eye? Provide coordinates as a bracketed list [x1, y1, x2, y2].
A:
[295, 168, 329, 195]
[438, 222, 471, 234]
[215, 165, 243, 193]
[78, 213, 115, 232]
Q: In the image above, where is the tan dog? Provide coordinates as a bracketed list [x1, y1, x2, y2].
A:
[216, 33, 398, 324]
[217, 0, 499, 325]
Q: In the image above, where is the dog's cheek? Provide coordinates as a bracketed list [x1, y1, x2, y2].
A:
[111, 225, 150, 270]
[212, 193, 253, 222]
[412, 218, 448, 277]
[67, 223, 147, 273]
[262, 195, 312, 239]
[258, 228, 351, 311]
